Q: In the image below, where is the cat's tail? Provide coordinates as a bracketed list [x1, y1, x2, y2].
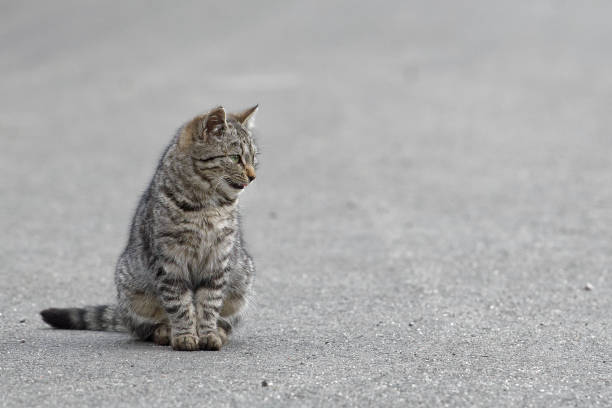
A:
[40, 305, 125, 332]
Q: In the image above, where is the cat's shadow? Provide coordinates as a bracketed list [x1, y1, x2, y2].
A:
[39, 327, 249, 353]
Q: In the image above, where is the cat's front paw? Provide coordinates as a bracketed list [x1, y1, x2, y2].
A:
[171, 334, 199, 351]
[199, 332, 223, 351]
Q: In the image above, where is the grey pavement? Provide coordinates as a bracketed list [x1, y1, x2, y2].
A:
[1, 1, 611, 407]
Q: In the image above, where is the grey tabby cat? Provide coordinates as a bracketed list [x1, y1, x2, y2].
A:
[41, 105, 259, 351]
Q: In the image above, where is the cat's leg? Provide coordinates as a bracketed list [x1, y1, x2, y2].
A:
[216, 291, 247, 345]
[127, 296, 171, 346]
[194, 274, 226, 351]
[156, 269, 198, 351]
[119, 288, 171, 345]
[216, 315, 240, 345]
[123, 312, 159, 341]
[216, 318, 230, 345]
[123, 312, 171, 346]
[216, 257, 253, 345]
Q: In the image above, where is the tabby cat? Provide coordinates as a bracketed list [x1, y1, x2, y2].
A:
[41, 105, 259, 351]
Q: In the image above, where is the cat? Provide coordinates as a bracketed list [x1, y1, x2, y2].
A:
[41, 105, 259, 351]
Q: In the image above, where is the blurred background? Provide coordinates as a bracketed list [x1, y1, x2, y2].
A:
[1, 1, 611, 406]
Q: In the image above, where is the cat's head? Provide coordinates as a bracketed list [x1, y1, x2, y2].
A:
[177, 105, 259, 200]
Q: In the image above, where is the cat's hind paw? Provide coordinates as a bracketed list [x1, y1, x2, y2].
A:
[153, 325, 171, 346]
[217, 326, 229, 346]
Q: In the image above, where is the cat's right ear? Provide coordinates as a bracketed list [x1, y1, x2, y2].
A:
[233, 105, 258, 129]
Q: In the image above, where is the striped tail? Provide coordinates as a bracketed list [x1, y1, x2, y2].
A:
[40, 305, 125, 332]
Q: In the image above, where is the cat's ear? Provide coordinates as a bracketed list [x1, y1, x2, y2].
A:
[178, 107, 227, 150]
[233, 105, 258, 129]
[204, 106, 227, 136]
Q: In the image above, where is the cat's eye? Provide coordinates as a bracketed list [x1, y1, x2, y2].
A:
[229, 155, 241, 164]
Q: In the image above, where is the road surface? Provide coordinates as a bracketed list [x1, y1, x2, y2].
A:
[1, 1, 610, 406]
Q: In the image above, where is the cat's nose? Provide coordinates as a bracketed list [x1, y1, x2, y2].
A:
[245, 165, 256, 182]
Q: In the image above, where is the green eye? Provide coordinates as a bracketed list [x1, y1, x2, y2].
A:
[229, 155, 241, 163]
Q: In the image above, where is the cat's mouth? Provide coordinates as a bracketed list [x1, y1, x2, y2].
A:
[227, 180, 247, 190]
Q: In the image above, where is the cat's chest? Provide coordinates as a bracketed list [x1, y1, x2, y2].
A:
[187, 211, 237, 269]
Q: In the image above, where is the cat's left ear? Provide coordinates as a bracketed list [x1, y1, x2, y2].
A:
[204, 106, 228, 137]
[233, 105, 258, 129]
[178, 107, 227, 150]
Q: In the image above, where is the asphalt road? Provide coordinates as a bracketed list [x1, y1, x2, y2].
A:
[1, 1, 610, 407]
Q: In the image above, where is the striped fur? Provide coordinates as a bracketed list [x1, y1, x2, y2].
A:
[41, 105, 258, 351]
[40, 305, 123, 331]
